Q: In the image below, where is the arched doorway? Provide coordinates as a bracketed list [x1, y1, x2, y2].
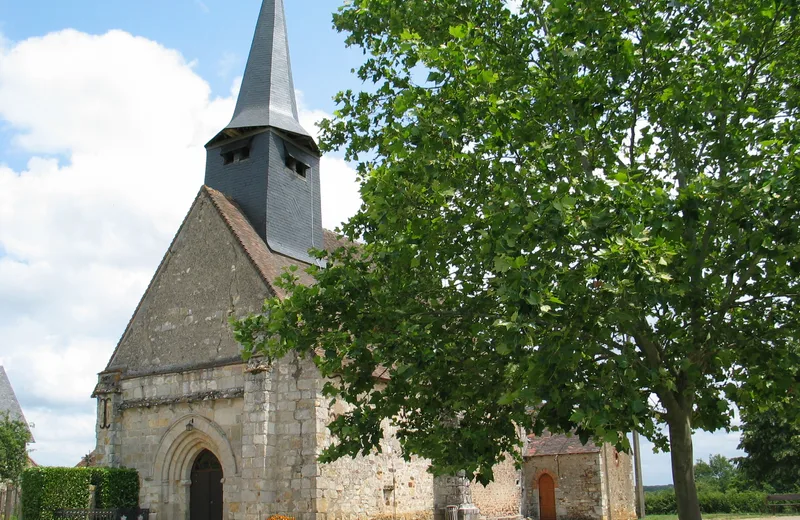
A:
[190, 449, 223, 520]
[538, 473, 556, 520]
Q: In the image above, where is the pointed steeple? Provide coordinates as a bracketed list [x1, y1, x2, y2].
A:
[203, 0, 323, 266]
[226, 0, 311, 141]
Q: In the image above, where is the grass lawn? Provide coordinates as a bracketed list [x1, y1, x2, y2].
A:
[646, 515, 797, 520]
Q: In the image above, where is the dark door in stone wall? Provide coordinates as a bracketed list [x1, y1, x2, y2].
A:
[190, 449, 223, 520]
[538, 474, 556, 520]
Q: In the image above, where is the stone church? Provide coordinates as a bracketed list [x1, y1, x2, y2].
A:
[92, 2, 637, 520]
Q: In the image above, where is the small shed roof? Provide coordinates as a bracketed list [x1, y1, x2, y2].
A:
[525, 432, 600, 458]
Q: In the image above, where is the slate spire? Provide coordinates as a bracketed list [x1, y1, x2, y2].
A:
[226, 0, 311, 140]
[203, 0, 323, 265]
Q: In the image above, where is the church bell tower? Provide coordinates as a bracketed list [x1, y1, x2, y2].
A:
[204, 0, 323, 265]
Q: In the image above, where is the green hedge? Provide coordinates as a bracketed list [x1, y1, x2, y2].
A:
[20, 467, 139, 520]
[645, 490, 769, 515]
[91, 468, 139, 509]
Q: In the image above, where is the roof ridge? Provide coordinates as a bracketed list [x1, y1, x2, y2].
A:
[202, 185, 317, 299]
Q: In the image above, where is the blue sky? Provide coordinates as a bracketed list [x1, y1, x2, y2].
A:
[0, 0, 743, 486]
[0, 0, 363, 171]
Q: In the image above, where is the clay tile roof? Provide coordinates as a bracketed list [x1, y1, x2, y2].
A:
[525, 432, 600, 458]
[75, 451, 96, 468]
[323, 228, 355, 253]
[203, 185, 354, 299]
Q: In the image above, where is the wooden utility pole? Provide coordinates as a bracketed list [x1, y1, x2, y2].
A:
[633, 432, 645, 518]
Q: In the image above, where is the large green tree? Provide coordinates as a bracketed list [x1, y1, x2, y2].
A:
[738, 405, 800, 492]
[234, 1, 800, 519]
[694, 454, 738, 492]
[0, 412, 30, 483]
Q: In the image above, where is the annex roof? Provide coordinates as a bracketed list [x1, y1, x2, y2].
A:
[525, 432, 600, 458]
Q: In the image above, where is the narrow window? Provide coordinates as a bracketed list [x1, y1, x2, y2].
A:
[294, 161, 309, 177]
[220, 137, 252, 166]
[285, 149, 309, 178]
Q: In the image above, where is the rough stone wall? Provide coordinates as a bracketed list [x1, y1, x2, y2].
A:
[96, 364, 247, 520]
[471, 454, 521, 519]
[523, 453, 603, 520]
[600, 445, 636, 520]
[105, 191, 271, 376]
[316, 398, 435, 520]
[240, 353, 324, 520]
[95, 356, 332, 520]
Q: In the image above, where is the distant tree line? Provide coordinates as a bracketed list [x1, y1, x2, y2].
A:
[646, 409, 800, 515]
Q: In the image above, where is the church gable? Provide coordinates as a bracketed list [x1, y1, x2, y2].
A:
[106, 188, 273, 376]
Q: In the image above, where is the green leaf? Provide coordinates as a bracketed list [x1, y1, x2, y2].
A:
[496, 342, 512, 355]
[480, 70, 498, 84]
[449, 25, 468, 38]
[494, 255, 513, 273]
[570, 410, 585, 423]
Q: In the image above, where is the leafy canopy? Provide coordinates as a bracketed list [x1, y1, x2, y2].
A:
[694, 454, 739, 492]
[0, 412, 31, 482]
[738, 404, 800, 492]
[235, 0, 800, 485]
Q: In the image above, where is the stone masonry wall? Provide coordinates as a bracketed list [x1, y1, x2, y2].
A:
[99, 364, 247, 520]
[523, 453, 603, 520]
[600, 445, 636, 520]
[471, 454, 521, 519]
[316, 396, 434, 520]
[238, 353, 323, 520]
[105, 190, 272, 377]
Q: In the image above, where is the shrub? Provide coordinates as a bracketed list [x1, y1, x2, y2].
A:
[644, 490, 677, 515]
[21, 468, 91, 520]
[90, 468, 139, 509]
[725, 490, 769, 514]
[20, 467, 139, 520]
[645, 489, 768, 515]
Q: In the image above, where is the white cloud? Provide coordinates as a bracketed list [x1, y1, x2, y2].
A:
[505, 0, 522, 14]
[0, 28, 361, 467]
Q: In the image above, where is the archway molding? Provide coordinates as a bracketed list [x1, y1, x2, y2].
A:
[151, 414, 238, 509]
[531, 468, 559, 489]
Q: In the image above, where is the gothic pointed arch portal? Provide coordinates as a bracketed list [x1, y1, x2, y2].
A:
[190, 450, 223, 520]
[151, 414, 238, 520]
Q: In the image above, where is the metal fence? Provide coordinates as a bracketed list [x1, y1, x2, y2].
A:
[54, 509, 150, 520]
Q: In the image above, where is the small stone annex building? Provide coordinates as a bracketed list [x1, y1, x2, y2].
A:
[91, 2, 637, 520]
[522, 434, 636, 520]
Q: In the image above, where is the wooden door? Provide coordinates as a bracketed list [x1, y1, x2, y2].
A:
[190, 449, 223, 520]
[538, 474, 556, 520]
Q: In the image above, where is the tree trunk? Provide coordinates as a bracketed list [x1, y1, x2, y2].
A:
[3, 485, 12, 520]
[668, 413, 702, 520]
